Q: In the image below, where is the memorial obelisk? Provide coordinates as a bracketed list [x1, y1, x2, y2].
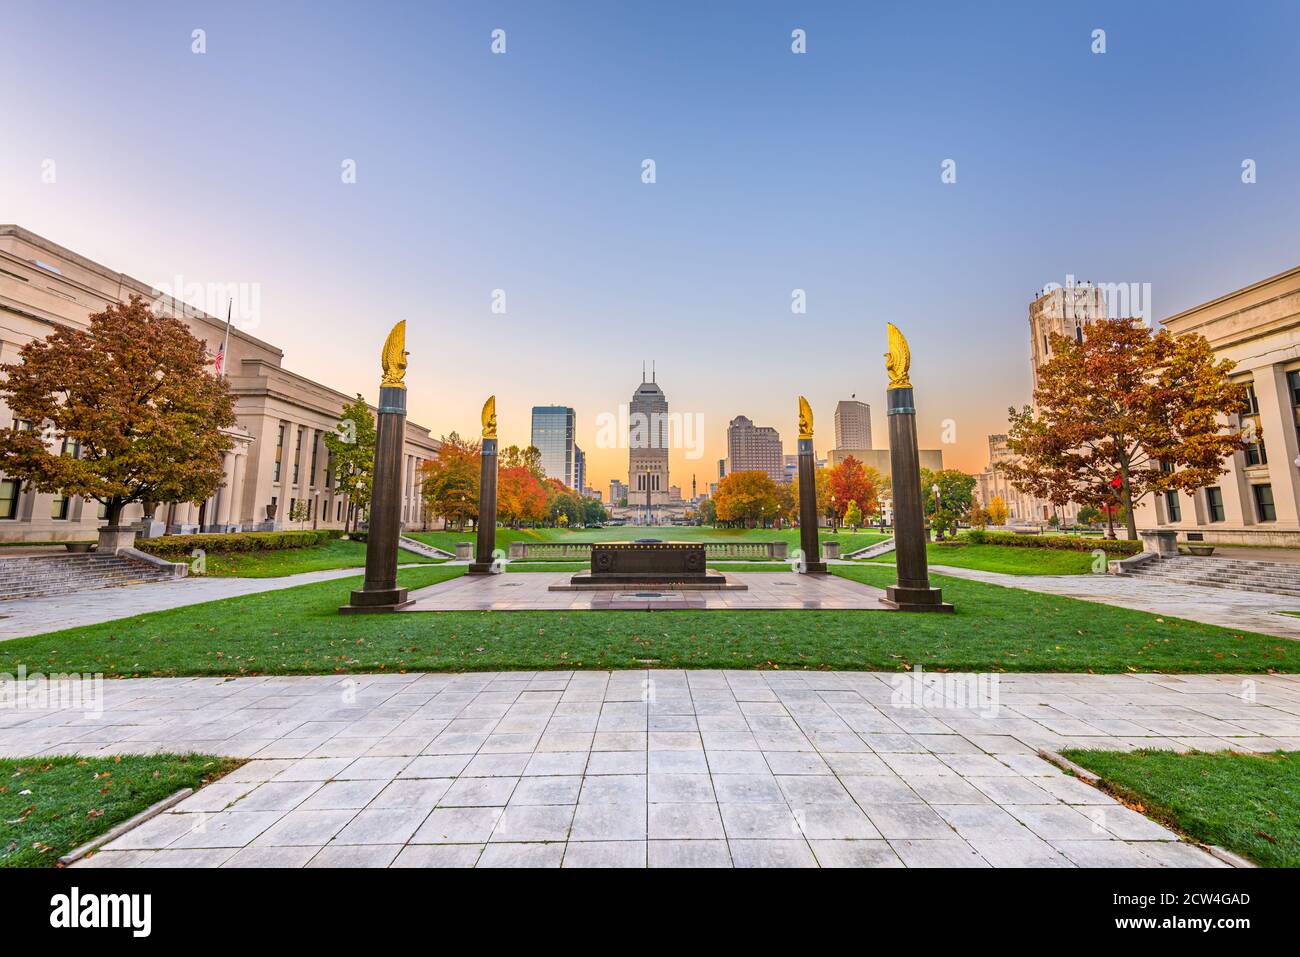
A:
[468, 396, 499, 574]
[795, 396, 827, 574]
[880, 323, 953, 612]
[341, 321, 414, 612]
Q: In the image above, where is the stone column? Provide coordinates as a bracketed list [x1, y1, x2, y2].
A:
[881, 386, 952, 611]
[468, 438, 499, 574]
[216, 451, 235, 526]
[796, 437, 827, 573]
[230, 451, 247, 528]
[341, 384, 413, 612]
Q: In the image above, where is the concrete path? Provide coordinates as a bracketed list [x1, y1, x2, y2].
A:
[2, 669, 1294, 868]
[0, 564, 429, 642]
[926, 565, 1300, 639]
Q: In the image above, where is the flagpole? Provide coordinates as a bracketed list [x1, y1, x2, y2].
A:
[220, 300, 232, 376]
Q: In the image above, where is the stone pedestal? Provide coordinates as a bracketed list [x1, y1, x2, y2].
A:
[880, 387, 953, 612]
[455, 542, 474, 561]
[341, 386, 413, 613]
[822, 541, 841, 560]
[97, 525, 138, 554]
[1138, 528, 1178, 558]
[468, 438, 499, 574]
[796, 438, 827, 573]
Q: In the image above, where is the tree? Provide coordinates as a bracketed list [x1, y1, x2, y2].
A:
[986, 495, 1009, 526]
[697, 497, 717, 525]
[497, 465, 547, 527]
[580, 497, 607, 526]
[288, 499, 311, 529]
[500, 445, 545, 482]
[419, 431, 480, 531]
[713, 470, 781, 527]
[1077, 504, 1102, 526]
[969, 503, 989, 528]
[0, 295, 235, 526]
[1003, 317, 1247, 541]
[843, 500, 863, 530]
[828, 456, 879, 526]
[324, 394, 377, 532]
[774, 481, 797, 528]
[921, 468, 977, 540]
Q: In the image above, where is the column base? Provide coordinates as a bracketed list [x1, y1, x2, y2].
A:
[880, 585, 954, 613]
[795, 562, 829, 575]
[339, 587, 412, 614]
[466, 563, 502, 575]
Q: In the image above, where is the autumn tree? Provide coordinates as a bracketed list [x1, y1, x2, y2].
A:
[497, 465, 547, 527]
[500, 445, 545, 482]
[843, 500, 863, 530]
[324, 394, 377, 532]
[0, 295, 235, 528]
[713, 470, 781, 527]
[419, 431, 480, 531]
[828, 456, 879, 526]
[1002, 318, 1247, 540]
[986, 495, 1009, 526]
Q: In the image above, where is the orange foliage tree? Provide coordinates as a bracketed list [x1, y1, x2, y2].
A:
[497, 465, 547, 527]
[713, 470, 781, 527]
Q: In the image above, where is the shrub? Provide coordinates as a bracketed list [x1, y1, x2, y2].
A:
[954, 529, 1142, 554]
[137, 529, 341, 558]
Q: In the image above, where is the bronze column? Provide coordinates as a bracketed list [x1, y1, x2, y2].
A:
[468, 437, 498, 574]
[795, 396, 826, 573]
[341, 322, 413, 613]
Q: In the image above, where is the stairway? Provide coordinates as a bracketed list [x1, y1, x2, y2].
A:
[0, 553, 180, 601]
[1126, 554, 1300, 599]
[398, 536, 454, 560]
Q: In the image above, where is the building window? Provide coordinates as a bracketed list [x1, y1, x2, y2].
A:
[14, 419, 32, 432]
[1205, 487, 1225, 523]
[1244, 384, 1260, 415]
[292, 428, 302, 483]
[1164, 490, 1181, 522]
[96, 501, 108, 520]
[1244, 438, 1267, 467]
[1074, 323, 1083, 344]
[1253, 484, 1276, 522]
[0, 479, 19, 519]
[50, 492, 68, 520]
[60, 437, 80, 458]
[309, 431, 319, 487]
[274, 423, 285, 482]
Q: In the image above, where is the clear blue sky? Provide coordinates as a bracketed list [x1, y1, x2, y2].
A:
[3, 0, 1297, 486]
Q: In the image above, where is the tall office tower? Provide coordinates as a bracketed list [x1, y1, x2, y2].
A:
[726, 415, 785, 484]
[628, 366, 670, 505]
[531, 405, 576, 486]
[833, 399, 872, 451]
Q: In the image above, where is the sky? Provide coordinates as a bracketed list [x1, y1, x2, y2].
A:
[3, 0, 1298, 493]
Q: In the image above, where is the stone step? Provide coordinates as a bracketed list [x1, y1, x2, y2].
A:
[0, 554, 177, 600]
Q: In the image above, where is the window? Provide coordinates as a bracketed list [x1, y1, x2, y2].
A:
[1206, 487, 1225, 523]
[1245, 384, 1260, 415]
[1075, 323, 1083, 344]
[50, 492, 68, 520]
[14, 419, 32, 432]
[1245, 438, 1268, 467]
[274, 423, 285, 482]
[292, 428, 302, 483]
[1164, 490, 1181, 522]
[60, 438, 80, 458]
[0, 479, 19, 519]
[96, 501, 108, 520]
[1287, 370, 1300, 407]
[1253, 484, 1276, 522]
[309, 430, 320, 487]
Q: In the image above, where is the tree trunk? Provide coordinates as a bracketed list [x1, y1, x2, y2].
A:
[1119, 462, 1138, 541]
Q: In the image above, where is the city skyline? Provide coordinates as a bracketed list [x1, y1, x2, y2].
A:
[4, 1, 1298, 492]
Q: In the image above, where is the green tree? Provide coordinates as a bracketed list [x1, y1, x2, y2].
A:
[288, 499, 311, 529]
[843, 500, 863, 530]
[323, 394, 377, 532]
[0, 295, 235, 527]
[921, 468, 977, 540]
[1077, 504, 1102, 526]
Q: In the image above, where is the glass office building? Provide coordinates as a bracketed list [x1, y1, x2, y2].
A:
[530, 405, 576, 487]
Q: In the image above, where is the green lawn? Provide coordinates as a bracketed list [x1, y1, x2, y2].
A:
[1, 563, 1294, 676]
[1062, 749, 1300, 868]
[866, 542, 1119, 575]
[1, 754, 241, 868]
[196, 538, 441, 578]
[410, 526, 890, 553]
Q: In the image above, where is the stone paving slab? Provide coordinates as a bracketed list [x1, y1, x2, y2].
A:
[2, 669, 1296, 868]
[403, 571, 887, 611]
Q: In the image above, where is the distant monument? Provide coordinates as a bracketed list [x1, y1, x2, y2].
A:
[880, 323, 953, 612]
[341, 321, 414, 612]
[468, 395, 499, 575]
[795, 396, 827, 574]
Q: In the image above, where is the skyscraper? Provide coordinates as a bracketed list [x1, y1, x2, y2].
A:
[833, 399, 872, 451]
[628, 366, 669, 505]
[574, 445, 586, 497]
[726, 415, 785, 484]
[531, 405, 576, 487]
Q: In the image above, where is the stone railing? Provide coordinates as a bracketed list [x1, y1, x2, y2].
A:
[507, 541, 788, 560]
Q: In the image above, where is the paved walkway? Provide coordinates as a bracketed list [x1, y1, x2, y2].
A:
[928, 565, 1300, 639]
[2, 670, 1294, 868]
[0, 565, 425, 642]
[404, 570, 886, 611]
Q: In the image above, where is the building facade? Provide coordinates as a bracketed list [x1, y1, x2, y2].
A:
[628, 374, 669, 505]
[530, 405, 576, 487]
[726, 415, 784, 484]
[833, 399, 872, 451]
[0, 225, 440, 541]
[1132, 264, 1300, 544]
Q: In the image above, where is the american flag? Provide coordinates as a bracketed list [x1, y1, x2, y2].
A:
[214, 301, 232, 375]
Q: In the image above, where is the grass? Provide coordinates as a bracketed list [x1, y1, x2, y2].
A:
[866, 542, 1120, 575]
[409, 526, 890, 553]
[0, 754, 241, 868]
[1061, 749, 1300, 868]
[0, 563, 1295, 677]
[197, 538, 441, 578]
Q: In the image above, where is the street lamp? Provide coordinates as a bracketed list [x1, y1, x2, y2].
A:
[931, 483, 941, 541]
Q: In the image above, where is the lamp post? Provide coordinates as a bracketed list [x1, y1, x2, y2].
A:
[931, 482, 941, 541]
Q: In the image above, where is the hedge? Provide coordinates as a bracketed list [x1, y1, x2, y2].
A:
[137, 529, 341, 558]
[959, 529, 1143, 554]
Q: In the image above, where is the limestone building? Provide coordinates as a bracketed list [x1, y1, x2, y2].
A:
[0, 225, 440, 542]
[833, 399, 872, 451]
[1131, 264, 1300, 545]
[726, 415, 785, 484]
[628, 371, 669, 506]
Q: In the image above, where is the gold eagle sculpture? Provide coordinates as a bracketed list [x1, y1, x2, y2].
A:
[380, 320, 407, 389]
[798, 396, 814, 440]
[885, 322, 912, 390]
[481, 395, 497, 439]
